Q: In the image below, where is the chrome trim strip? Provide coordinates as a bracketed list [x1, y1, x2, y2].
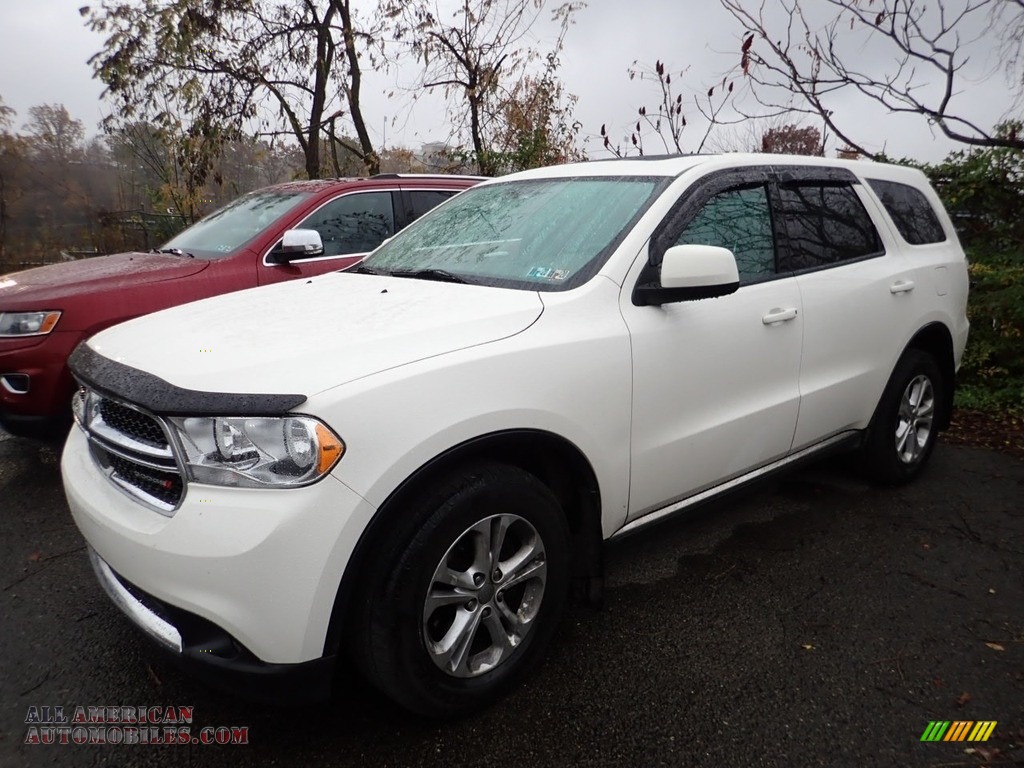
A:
[87, 431, 177, 471]
[85, 439, 179, 517]
[108, 472, 177, 514]
[0, 374, 30, 394]
[610, 432, 858, 540]
[263, 251, 369, 267]
[89, 409, 173, 460]
[88, 547, 182, 654]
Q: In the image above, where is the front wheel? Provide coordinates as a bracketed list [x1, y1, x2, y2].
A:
[352, 462, 571, 717]
[862, 349, 944, 485]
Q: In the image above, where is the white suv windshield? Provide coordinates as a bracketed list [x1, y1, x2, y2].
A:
[361, 177, 662, 290]
[160, 189, 313, 259]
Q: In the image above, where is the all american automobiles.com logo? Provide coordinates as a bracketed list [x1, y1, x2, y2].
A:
[23, 705, 249, 746]
[920, 720, 998, 743]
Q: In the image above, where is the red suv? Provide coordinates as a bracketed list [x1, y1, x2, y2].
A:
[0, 174, 481, 438]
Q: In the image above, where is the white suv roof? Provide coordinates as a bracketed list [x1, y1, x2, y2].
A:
[502, 153, 927, 186]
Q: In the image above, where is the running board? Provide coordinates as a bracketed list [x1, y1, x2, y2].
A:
[610, 431, 861, 540]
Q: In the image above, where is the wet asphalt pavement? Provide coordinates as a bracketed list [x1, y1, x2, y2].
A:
[0, 429, 1021, 768]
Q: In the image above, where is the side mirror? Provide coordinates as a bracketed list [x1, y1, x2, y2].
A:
[267, 229, 325, 264]
[633, 244, 740, 306]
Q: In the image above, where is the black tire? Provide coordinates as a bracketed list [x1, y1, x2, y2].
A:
[351, 461, 571, 718]
[862, 349, 944, 485]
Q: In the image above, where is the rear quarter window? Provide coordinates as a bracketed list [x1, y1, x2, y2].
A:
[777, 182, 882, 270]
[866, 178, 947, 245]
[407, 189, 457, 218]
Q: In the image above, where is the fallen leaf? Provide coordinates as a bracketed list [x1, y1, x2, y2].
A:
[974, 745, 1002, 761]
[955, 691, 972, 707]
[985, 642, 1006, 652]
[27, 552, 43, 562]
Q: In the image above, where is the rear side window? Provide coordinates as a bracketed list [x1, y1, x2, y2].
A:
[673, 184, 776, 282]
[408, 189, 458, 219]
[777, 183, 882, 270]
[866, 178, 947, 245]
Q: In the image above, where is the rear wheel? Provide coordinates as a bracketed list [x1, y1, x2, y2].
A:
[862, 349, 943, 485]
[352, 462, 571, 717]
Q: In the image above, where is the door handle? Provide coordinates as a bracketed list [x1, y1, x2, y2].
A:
[762, 307, 798, 325]
[890, 279, 915, 294]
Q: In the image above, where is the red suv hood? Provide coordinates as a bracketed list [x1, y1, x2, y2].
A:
[0, 252, 210, 306]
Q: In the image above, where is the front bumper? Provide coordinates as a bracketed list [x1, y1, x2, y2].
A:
[62, 426, 377, 690]
[87, 546, 336, 704]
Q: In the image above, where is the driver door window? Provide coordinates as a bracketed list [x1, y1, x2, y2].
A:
[298, 192, 396, 257]
[673, 184, 776, 282]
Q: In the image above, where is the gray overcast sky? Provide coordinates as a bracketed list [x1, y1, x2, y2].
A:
[0, 0, 1015, 163]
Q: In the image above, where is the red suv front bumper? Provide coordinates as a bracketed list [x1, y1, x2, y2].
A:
[0, 331, 80, 438]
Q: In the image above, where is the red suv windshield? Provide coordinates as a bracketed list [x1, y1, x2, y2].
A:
[160, 189, 314, 259]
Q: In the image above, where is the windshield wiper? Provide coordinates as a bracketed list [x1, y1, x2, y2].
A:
[351, 264, 392, 276]
[151, 248, 194, 258]
[388, 268, 471, 284]
[351, 264, 472, 284]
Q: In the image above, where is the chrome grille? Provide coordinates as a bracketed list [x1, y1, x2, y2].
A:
[97, 398, 169, 449]
[77, 388, 184, 515]
[106, 453, 183, 508]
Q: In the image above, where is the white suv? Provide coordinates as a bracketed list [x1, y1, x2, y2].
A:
[62, 154, 969, 716]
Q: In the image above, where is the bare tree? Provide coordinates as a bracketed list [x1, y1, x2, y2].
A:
[704, 110, 829, 154]
[391, 0, 582, 175]
[0, 97, 13, 132]
[82, 0, 383, 178]
[600, 59, 738, 157]
[25, 104, 85, 164]
[721, 0, 1024, 157]
[603, 60, 689, 156]
[4, 104, 119, 264]
[107, 118, 226, 225]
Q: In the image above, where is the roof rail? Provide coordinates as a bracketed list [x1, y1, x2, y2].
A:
[369, 172, 489, 180]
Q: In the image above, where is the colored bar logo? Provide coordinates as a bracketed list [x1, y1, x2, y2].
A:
[920, 721, 997, 742]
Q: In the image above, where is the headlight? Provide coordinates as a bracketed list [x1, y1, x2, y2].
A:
[0, 310, 61, 337]
[167, 415, 344, 488]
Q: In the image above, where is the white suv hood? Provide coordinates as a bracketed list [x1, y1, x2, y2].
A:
[86, 272, 543, 399]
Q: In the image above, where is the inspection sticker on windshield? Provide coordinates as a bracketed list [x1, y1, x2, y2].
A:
[527, 267, 569, 280]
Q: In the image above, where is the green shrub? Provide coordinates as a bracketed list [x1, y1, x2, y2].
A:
[955, 251, 1024, 414]
[912, 128, 1024, 415]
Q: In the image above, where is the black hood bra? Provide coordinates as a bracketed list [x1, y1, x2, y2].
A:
[68, 343, 307, 417]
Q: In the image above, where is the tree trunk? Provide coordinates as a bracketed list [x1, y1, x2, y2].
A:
[336, 0, 378, 174]
[468, 72, 491, 175]
[305, 4, 338, 179]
